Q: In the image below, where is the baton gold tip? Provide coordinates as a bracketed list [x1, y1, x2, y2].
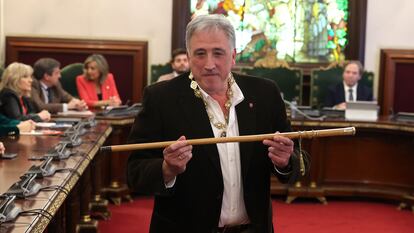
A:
[345, 127, 356, 135]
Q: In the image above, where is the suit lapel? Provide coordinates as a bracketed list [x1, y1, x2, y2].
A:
[176, 77, 222, 176]
[35, 80, 47, 102]
[338, 83, 346, 103]
[356, 84, 364, 100]
[235, 76, 257, 183]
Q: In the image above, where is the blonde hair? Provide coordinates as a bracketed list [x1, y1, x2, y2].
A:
[83, 54, 109, 84]
[0, 62, 33, 97]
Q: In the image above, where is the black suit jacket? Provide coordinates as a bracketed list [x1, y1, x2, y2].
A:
[0, 88, 41, 122]
[324, 82, 373, 107]
[31, 79, 74, 113]
[127, 73, 301, 233]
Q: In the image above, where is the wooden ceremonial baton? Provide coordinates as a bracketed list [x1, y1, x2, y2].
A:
[100, 127, 356, 153]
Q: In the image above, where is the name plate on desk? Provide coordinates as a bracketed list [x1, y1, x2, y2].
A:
[345, 101, 379, 121]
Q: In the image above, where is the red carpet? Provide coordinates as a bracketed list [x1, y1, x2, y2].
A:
[99, 197, 414, 233]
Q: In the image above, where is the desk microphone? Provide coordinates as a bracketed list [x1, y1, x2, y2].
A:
[46, 143, 74, 160]
[283, 99, 326, 121]
[83, 117, 97, 128]
[3, 174, 41, 198]
[64, 123, 86, 137]
[27, 157, 56, 178]
[0, 195, 22, 223]
[61, 131, 82, 147]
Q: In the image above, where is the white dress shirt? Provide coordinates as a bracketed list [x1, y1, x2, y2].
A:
[199, 81, 249, 227]
[40, 81, 68, 112]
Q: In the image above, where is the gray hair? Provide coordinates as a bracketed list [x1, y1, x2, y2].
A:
[83, 54, 109, 84]
[186, 14, 236, 52]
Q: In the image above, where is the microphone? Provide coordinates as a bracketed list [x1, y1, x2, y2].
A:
[46, 143, 74, 160]
[283, 99, 326, 121]
[4, 174, 41, 198]
[64, 120, 88, 137]
[0, 195, 22, 223]
[61, 130, 82, 147]
[27, 156, 56, 178]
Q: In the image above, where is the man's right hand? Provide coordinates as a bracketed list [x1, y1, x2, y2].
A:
[162, 136, 193, 184]
[334, 102, 347, 110]
[17, 120, 36, 132]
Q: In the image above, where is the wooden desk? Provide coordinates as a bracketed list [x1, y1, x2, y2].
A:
[0, 122, 112, 233]
[95, 115, 135, 205]
[272, 117, 414, 206]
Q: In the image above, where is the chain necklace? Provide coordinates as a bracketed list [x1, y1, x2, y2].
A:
[189, 72, 234, 137]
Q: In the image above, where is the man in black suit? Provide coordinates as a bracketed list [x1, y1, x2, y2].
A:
[324, 60, 373, 109]
[127, 14, 304, 233]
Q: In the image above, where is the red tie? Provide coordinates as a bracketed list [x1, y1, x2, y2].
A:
[20, 97, 27, 115]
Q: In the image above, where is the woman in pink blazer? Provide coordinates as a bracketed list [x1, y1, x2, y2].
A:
[76, 54, 122, 108]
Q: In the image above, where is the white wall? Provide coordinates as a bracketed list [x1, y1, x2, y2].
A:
[365, 0, 414, 96]
[1, 0, 414, 92]
[0, 0, 5, 66]
[1, 0, 173, 80]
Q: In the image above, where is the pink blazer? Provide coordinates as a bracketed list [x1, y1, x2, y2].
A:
[76, 73, 120, 107]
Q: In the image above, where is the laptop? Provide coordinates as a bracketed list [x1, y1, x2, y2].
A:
[345, 101, 379, 121]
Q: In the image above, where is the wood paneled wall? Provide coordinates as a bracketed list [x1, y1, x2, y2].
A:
[6, 36, 148, 103]
[379, 49, 414, 116]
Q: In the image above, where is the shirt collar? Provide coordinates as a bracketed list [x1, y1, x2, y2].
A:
[40, 80, 49, 90]
[198, 77, 245, 106]
[343, 81, 358, 92]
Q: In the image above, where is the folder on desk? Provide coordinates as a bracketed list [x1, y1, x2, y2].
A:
[98, 103, 142, 117]
[345, 101, 379, 121]
[57, 110, 94, 117]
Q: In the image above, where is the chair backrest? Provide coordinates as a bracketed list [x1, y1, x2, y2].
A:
[310, 63, 374, 108]
[242, 67, 303, 104]
[150, 64, 172, 84]
[60, 63, 84, 98]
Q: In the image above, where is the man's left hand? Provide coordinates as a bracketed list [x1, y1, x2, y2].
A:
[263, 133, 294, 168]
[68, 99, 88, 110]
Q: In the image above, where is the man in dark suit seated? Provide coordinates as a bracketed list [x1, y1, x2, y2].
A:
[324, 60, 373, 109]
[31, 58, 87, 113]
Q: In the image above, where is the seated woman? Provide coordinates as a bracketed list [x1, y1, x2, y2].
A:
[0, 114, 36, 136]
[76, 54, 122, 108]
[0, 62, 51, 122]
[0, 141, 4, 155]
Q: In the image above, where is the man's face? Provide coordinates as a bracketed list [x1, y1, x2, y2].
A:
[188, 29, 236, 94]
[343, 63, 361, 87]
[171, 54, 189, 74]
[45, 67, 61, 86]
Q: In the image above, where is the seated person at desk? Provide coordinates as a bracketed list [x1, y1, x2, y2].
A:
[0, 141, 4, 154]
[31, 58, 87, 113]
[76, 54, 122, 108]
[0, 62, 51, 122]
[157, 48, 189, 82]
[324, 60, 373, 110]
[0, 114, 35, 136]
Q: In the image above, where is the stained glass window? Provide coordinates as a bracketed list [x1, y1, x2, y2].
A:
[190, 0, 349, 64]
